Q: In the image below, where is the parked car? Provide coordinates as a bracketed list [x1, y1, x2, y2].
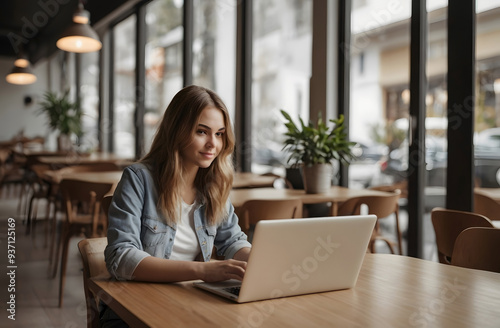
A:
[251, 140, 390, 189]
[379, 136, 447, 187]
[380, 129, 500, 188]
[349, 141, 390, 188]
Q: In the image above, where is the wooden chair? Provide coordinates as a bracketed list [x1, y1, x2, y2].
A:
[0, 149, 27, 200]
[238, 199, 303, 241]
[451, 227, 500, 273]
[48, 164, 120, 277]
[0, 148, 11, 196]
[474, 191, 500, 221]
[78, 237, 109, 328]
[24, 164, 52, 239]
[56, 179, 113, 307]
[337, 190, 403, 255]
[431, 208, 494, 265]
[101, 194, 113, 221]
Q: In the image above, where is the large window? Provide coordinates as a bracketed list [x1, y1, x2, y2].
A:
[251, 0, 312, 174]
[79, 52, 100, 153]
[475, 0, 500, 188]
[113, 15, 137, 159]
[144, 0, 184, 153]
[349, 0, 412, 191]
[193, 0, 237, 121]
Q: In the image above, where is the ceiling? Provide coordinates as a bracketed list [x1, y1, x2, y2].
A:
[0, 0, 133, 64]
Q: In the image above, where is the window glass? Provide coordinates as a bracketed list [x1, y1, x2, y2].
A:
[350, 0, 453, 260]
[78, 52, 100, 153]
[144, 0, 184, 154]
[349, 0, 412, 191]
[475, 0, 500, 188]
[113, 15, 137, 159]
[193, 0, 236, 122]
[251, 0, 312, 174]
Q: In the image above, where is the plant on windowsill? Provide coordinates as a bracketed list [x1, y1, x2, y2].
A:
[280, 109, 356, 193]
[38, 90, 83, 152]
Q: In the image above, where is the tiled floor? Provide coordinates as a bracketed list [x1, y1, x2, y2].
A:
[0, 193, 87, 328]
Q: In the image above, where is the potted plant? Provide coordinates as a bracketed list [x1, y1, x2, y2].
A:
[38, 90, 83, 151]
[280, 109, 355, 193]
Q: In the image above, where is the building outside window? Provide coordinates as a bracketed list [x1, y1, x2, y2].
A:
[144, 0, 184, 154]
[251, 0, 312, 175]
[113, 15, 137, 159]
[349, 0, 500, 259]
[79, 51, 100, 153]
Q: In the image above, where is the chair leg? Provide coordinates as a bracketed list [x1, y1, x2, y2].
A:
[51, 221, 63, 279]
[18, 179, 31, 221]
[43, 198, 53, 248]
[31, 197, 40, 242]
[369, 239, 376, 253]
[58, 229, 72, 308]
[395, 212, 403, 255]
[25, 193, 36, 235]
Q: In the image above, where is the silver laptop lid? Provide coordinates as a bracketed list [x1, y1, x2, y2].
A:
[237, 215, 377, 303]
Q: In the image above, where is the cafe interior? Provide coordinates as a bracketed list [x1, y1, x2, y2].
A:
[1, 0, 500, 327]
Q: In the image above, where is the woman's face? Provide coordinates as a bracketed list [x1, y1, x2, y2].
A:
[181, 106, 225, 170]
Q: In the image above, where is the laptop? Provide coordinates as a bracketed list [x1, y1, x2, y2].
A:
[193, 215, 377, 303]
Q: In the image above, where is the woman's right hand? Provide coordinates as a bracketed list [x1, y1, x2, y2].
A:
[201, 259, 247, 282]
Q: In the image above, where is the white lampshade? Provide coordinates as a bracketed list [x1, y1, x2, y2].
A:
[57, 23, 102, 53]
[6, 65, 37, 85]
[14, 57, 30, 68]
[56, 3, 102, 53]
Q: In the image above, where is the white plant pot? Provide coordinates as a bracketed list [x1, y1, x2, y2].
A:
[57, 134, 73, 152]
[302, 163, 333, 194]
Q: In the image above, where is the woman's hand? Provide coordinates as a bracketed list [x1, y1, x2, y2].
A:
[201, 259, 247, 282]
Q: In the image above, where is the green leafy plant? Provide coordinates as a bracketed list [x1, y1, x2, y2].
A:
[281, 109, 356, 166]
[38, 91, 83, 137]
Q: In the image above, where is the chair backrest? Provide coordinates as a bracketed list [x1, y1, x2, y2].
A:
[0, 148, 10, 164]
[101, 194, 113, 220]
[59, 179, 114, 234]
[78, 237, 109, 328]
[431, 208, 494, 264]
[474, 191, 500, 221]
[451, 227, 500, 273]
[337, 190, 401, 218]
[238, 199, 303, 234]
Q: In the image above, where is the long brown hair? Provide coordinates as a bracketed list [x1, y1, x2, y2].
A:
[141, 85, 235, 225]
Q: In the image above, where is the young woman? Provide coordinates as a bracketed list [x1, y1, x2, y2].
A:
[102, 85, 251, 326]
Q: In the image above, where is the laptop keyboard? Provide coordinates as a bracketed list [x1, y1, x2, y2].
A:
[223, 286, 241, 296]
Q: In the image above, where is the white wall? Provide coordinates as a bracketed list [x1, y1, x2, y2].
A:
[0, 56, 63, 149]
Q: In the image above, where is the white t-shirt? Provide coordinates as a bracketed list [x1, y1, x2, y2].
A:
[169, 201, 201, 261]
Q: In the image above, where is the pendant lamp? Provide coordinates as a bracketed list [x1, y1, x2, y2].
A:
[5, 53, 37, 85]
[56, 1, 102, 53]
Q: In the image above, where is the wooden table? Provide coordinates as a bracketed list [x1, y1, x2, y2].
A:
[37, 152, 133, 168]
[230, 186, 393, 215]
[43, 170, 123, 185]
[233, 172, 277, 189]
[89, 253, 500, 328]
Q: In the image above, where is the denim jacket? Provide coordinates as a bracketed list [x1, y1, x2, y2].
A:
[104, 163, 251, 280]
